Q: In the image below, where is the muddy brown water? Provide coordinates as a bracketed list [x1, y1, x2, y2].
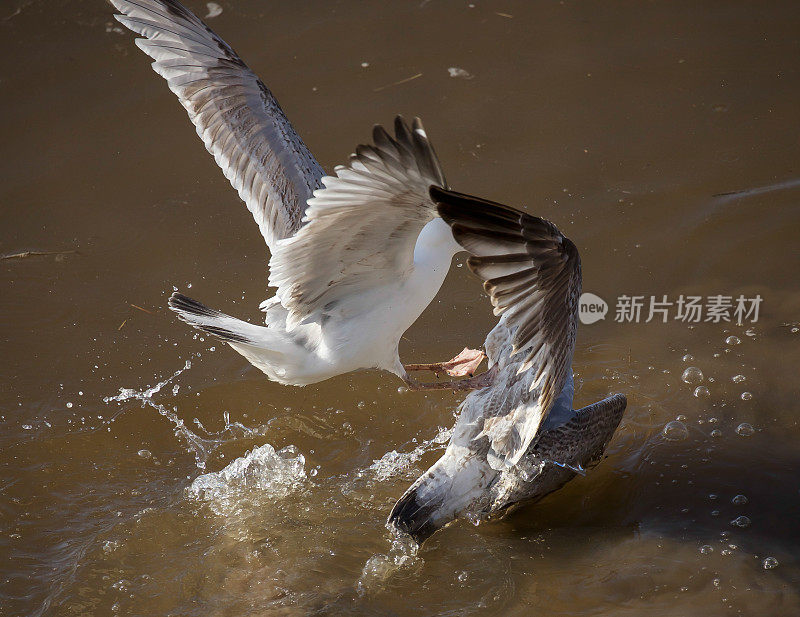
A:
[2, 1, 800, 615]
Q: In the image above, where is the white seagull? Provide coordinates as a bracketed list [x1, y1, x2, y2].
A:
[388, 188, 627, 543]
[110, 0, 486, 387]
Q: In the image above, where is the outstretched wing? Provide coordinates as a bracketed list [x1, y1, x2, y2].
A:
[268, 116, 448, 329]
[433, 186, 581, 468]
[110, 0, 324, 252]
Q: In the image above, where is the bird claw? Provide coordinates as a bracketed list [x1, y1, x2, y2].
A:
[441, 347, 486, 377]
[403, 347, 486, 377]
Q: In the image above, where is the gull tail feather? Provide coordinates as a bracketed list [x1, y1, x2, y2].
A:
[168, 292, 264, 344]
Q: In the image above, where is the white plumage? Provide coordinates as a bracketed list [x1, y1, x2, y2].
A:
[111, 0, 465, 386]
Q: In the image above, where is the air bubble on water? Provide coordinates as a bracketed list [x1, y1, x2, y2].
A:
[725, 335, 741, 345]
[762, 556, 779, 569]
[732, 494, 748, 505]
[732, 374, 746, 383]
[741, 392, 753, 401]
[711, 510, 720, 516]
[357, 401, 366, 409]
[22, 424, 32, 430]
[709, 417, 718, 423]
[676, 414, 687, 421]
[457, 570, 469, 583]
[710, 429, 722, 438]
[138, 449, 152, 459]
[663, 420, 689, 441]
[682, 354, 694, 362]
[730, 515, 751, 528]
[66, 402, 73, 408]
[682, 367, 703, 384]
[694, 386, 710, 398]
[699, 545, 713, 554]
[736, 423, 754, 437]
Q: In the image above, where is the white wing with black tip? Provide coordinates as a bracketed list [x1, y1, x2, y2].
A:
[268, 116, 448, 330]
[432, 186, 581, 467]
[110, 0, 325, 252]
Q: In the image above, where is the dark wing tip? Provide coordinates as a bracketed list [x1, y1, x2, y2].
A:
[387, 489, 438, 545]
[168, 292, 220, 318]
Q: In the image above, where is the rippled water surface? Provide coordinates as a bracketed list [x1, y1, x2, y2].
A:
[2, 1, 800, 615]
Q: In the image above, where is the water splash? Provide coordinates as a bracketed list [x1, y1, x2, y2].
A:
[103, 360, 269, 469]
[358, 426, 452, 484]
[187, 443, 306, 516]
[356, 530, 420, 595]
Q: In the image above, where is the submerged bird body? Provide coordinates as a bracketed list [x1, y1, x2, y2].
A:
[390, 317, 626, 542]
[388, 188, 627, 543]
[111, 0, 465, 386]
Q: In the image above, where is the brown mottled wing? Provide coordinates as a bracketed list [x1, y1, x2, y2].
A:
[432, 186, 581, 467]
[530, 394, 627, 467]
[110, 0, 324, 252]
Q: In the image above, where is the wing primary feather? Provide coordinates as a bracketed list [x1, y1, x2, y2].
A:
[430, 185, 582, 468]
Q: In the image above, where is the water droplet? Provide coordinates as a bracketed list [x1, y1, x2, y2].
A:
[762, 556, 779, 570]
[694, 386, 710, 398]
[711, 510, 720, 516]
[736, 423, 754, 437]
[457, 570, 469, 583]
[725, 336, 741, 345]
[663, 420, 689, 441]
[397, 386, 408, 394]
[682, 354, 694, 362]
[710, 429, 722, 438]
[66, 402, 73, 408]
[699, 545, 713, 554]
[676, 414, 687, 421]
[741, 392, 753, 401]
[730, 515, 751, 528]
[732, 494, 748, 505]
[732, 374, 746, 383]
[137, 449, 152, 459]
[357, 401, 366, 409]
[682, 367, 703, 384]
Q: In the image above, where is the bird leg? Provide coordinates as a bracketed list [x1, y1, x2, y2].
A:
[403, 347, 486, 378]
[403, 364, 498, 392]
